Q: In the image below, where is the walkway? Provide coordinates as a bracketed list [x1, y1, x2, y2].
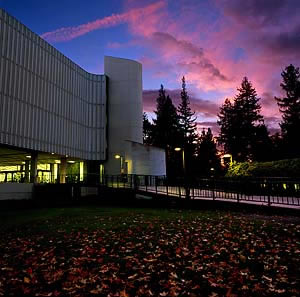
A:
[137, 185, 300, 209]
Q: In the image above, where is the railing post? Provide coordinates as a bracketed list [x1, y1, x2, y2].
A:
[155, 177, 158, 194]
[166, 178, 169, 197]
[185, 178, 190, 200]
[267, 180, 271, 207]
[133, 175, 139, 191]
[146, 175, 148, 192]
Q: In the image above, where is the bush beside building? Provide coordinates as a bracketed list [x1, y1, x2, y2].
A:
[226, 158, 300, 177]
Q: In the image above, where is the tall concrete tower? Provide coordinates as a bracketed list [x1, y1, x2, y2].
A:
[104, 56, 165, 175]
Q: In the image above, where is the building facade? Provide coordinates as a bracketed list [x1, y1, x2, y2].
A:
[0, 8, 166, 187]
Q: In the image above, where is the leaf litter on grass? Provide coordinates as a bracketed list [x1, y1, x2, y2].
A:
[0, 211, 299, 296]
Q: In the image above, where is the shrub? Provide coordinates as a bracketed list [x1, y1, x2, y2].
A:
[226, 158, 300, 177]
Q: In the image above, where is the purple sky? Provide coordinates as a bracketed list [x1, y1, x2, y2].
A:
[1, 0, 300, 135]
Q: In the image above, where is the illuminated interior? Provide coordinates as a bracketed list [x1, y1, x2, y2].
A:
[0, 146, 105, 184]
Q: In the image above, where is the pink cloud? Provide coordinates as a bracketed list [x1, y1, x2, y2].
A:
[210, 0, 300, 75]
[41, 1, 165, 42]
[119, 3, 238, 93]
[150, 32, 230, 87]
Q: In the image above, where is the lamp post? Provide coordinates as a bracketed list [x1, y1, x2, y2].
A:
[174, 147, 190, 199]
[114, 154, 124, 174]
[174, 147, 185, 176]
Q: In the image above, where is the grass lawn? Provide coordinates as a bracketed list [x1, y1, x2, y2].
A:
[0, 207, 299, 297]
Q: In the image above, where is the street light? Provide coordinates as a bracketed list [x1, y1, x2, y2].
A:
[223, 153, 233, 166]
[174, 147, 186, 176]
[174, 147, 189, 199]
[114, 154, 124, 174]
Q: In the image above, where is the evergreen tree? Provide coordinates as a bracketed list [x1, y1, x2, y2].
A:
[152, 85, 181, 149]
[217, 98, 236, 157]
[270, 133, 285, 160]
[177, 77, 198, 176]
[143, 112, 153, 145]
[151, 85, 181, 178]
[177, 77, 198, 144]
[196, 128, 221, 176]
[275, 64, 300, 158]
[251, 124, 273, 161]
[218, 77, 266, 162]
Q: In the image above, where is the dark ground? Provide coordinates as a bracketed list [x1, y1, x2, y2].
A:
[0, 207, 299, 296]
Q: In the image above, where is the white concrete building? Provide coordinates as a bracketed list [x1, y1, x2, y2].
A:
[0, 8, 166, 186]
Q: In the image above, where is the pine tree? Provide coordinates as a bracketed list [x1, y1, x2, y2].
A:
[196, 128, 221, 176]
[151, 85, 181, 178]
[218, 98, 236, 157]
[218, 77, 266, 162]
[251, 124, 273, 161]
[177, 77, 197, 145]
[275, 64, 300, 158]
[270, 133, 285, 160]
[177, 77, 198, 176]
[152, 85, 181, 149]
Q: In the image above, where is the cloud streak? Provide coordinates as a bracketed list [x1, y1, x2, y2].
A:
[151, 32, 228, 83]
[41, 1, 165, 42]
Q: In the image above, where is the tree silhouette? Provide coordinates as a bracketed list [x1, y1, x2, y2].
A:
[151, 85, 181, 177]
[152, 85, 181, 149]
[177, 77, 197, 144]
[177, 77, 198, 176]
[275, 64, 300, 158]
[218, 77, 266, 162]
[251, 124, 273, 161]
[196, 128, 221, 176]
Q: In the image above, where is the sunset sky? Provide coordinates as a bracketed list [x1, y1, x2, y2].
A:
[1, 0, 300, 134]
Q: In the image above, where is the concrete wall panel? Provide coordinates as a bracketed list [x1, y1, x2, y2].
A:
[0, 183, 33, 200]
[130, 142, 166, 176]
